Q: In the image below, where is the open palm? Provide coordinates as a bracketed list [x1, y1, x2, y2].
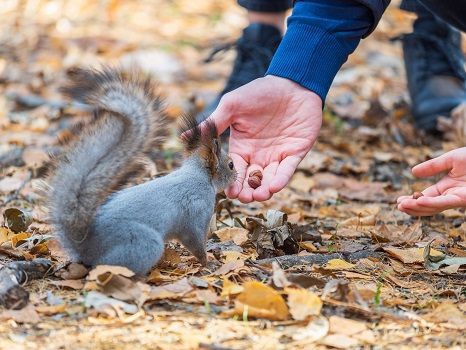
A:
[208, 76, 322, 202]
[398, 147, 466, 216]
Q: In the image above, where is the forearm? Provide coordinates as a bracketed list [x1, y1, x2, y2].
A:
[267, 0, 390, 101]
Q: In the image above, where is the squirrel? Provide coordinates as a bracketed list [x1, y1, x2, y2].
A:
[43, 67, 237, 275]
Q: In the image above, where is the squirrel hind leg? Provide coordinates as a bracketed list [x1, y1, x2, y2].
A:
[93, 222, 165, 276]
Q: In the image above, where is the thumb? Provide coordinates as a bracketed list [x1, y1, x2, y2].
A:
[204, 96, 235, 135]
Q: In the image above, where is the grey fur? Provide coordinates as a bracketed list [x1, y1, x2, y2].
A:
[45, 67, 236, 275]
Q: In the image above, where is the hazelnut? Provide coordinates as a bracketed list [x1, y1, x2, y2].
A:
[248, 175, 261, 189]
[412, 192, 424, 199]
[249, 170, 263, 180]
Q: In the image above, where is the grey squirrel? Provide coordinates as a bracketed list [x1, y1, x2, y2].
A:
[44, 67, 237, 275]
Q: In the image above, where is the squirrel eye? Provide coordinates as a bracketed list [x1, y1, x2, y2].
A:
[228, 161, 234, 170]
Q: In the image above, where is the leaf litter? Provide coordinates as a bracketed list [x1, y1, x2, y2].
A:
[0, 1, 465, 349]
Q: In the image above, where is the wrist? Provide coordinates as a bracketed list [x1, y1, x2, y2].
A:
[264, 74, 323, 108]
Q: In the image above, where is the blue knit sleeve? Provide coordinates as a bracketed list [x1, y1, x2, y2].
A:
[266, 0, 389, 101]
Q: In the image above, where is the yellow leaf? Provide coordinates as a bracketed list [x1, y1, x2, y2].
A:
[36, 304, 66, 315]
[214, 227, 249, 246]
[10, 232, 30, 247]
[383, 246, 443, 264]
[285, 287, 322, 320]
[324, 259, 356, 270]
[0, 227, 12, 243]
[30, 242, 49, 255]
[299, 241, 318, 252]
[233, 281, 289, 321]
[221, 278, 244, 297]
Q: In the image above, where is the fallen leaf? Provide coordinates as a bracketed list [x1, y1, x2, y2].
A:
[212, 259, 244, 276]
[290, 316, 329, 342]
[221, 278, 244, 297]
[324, 259, 356, 270]
[384, 246, 443, 264]
[320, 334, 359, 349]
[10, 232, 30, 247]
[84, 291, 138, 317]
[56, 263, 88, 280]
[3, 208, 32, 233]
[231, 281, 289, 321]
[340, 215, 376, 227]
[423, 302, 466, 330]
[35, 303, 67, 315]
[271, 262, 291, 288]
[50, 279, 84, 290]
[149, 278, 193, 300]
[328, 316, 367, 336]
[214, 227, 249, 246]
[88, 265, 135, 280]
[285, 287, 322, 320]
[0, 304, 40, 324]
[289, 172, 315, 192]
[146, 269, 173, 284]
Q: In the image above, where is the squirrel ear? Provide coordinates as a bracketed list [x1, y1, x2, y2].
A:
[200, 120, 220, 175]
[178, 114, 201, 153]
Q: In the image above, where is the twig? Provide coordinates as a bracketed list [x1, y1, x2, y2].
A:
[255, 250, 382, 269]
[0, 258, 53, 309]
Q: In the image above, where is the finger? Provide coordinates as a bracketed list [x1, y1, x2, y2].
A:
[398, 205, 436, 217]
[225, 154, 248, 199]
[396, 195, 412, 204]
[397, 199, 441, 215]
[253, 161, 279, 202]
[412, 153, 453, 178]
[269, 156, 302, 194]
[416, 194, 464, 210]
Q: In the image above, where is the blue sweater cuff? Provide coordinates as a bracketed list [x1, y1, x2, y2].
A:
[266, 23, 350, 102]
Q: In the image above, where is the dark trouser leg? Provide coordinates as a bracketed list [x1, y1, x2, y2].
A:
[400, 0, 466, 132]
[198, 1, 292, 124]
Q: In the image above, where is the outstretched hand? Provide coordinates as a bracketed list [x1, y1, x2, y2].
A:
[207, 75, 322, 203]
[398, 147, 466, 216]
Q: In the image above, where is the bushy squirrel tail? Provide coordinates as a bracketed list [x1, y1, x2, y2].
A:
[45, 67, 166, 252]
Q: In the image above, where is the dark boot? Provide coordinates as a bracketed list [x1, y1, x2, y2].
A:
[198, 23, 282, 123]
[401, 1, 466, 132]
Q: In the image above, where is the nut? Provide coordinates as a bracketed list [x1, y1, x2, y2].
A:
[248, 175, 262, 189]
[412, 192, 424, 199]
[249, 170, 263, 180]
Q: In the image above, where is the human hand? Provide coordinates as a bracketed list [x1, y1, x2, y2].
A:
[397, 147, 466, 216]
[208, 75, 322, 203]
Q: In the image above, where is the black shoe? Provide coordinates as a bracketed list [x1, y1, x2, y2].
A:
[402, 10, 466, 132]
[198, 23, 282, 123]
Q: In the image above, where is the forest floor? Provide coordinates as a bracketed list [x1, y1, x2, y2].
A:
[0, 1, 465, 349]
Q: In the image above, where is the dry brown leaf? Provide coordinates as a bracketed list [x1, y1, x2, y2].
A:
[50, 279, 84, 290]
[212, 259, 245, 276]
[289, 172, 315, 192]
[328, 316, 367, 336]
[149, 278, 193, 300]
[88, 265, 135, 280]
[423, 302, 466, 330]
[340, 215, 376, 227]
[146, 269, 173, 284]
[0, 304, 40, 324]
[56, 263, 88, 280]
[214, 227, 249, 246]
[285, 287, 322, 320]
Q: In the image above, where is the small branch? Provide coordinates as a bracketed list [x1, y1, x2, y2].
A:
[255, 250, 382, 269]
[0, 258, 53, 309]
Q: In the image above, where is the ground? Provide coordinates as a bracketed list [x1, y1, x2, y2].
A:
[0, 1, 465, 349]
